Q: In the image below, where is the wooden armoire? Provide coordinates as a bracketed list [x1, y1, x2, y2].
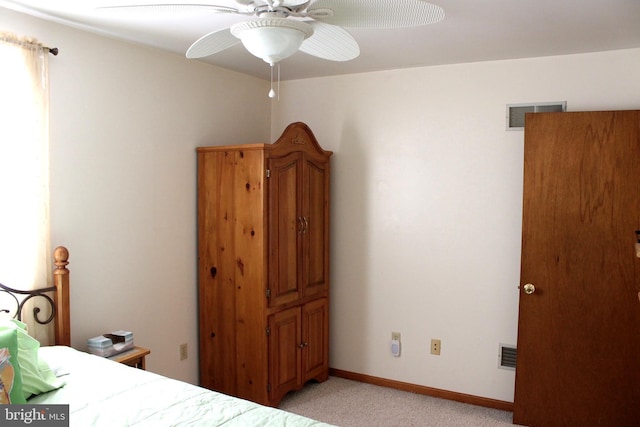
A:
[196, 122, 332, 407]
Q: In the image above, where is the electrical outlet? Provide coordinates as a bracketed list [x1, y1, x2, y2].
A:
[180, 343, 188, 360]
[431, 339, 441, 355]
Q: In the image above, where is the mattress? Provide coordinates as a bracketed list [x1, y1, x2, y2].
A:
[29, 346, 333, 426]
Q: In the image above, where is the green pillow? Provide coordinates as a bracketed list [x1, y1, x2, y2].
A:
[0, 328, 26, 404]
[0, 320, 65, 400]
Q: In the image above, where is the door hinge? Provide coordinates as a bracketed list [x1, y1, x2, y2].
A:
[266, 326, 271, 336]
[266, 169, 271, 178]
[266, 288, 271, 298]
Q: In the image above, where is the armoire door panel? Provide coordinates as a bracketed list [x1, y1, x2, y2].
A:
[269, 307, 302, 402]
[303, 298, 329, 380]
[268, 152, 303, 307]
[303, 158, 329, 297]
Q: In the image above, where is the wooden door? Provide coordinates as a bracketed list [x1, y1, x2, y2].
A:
[302, 156, 330, 298]
[302, 298, 329, 382]
[267, 152, 303, 307]
[269, 306, 302, 404]
[514, 111, 640, 426]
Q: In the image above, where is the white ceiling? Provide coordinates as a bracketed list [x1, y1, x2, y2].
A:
[2, 0, 640, 81]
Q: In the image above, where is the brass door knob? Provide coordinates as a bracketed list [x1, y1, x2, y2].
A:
[523, 283, 536, 295]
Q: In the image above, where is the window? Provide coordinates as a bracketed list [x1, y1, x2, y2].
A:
[0, 34, 52, 342]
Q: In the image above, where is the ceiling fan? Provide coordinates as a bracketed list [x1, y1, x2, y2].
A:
[102, 0, 444, 64]
[101, 0, 444, 96]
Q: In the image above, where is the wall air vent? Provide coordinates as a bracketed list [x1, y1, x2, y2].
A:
[499, 344, 517, 370]
[506, 102, 566, 130]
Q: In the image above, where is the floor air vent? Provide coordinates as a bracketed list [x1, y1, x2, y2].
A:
[506, 101, 566, 130]
[499, 344, 517, 370]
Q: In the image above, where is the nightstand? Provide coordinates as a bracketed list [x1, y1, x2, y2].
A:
[108, 346, 150, 370]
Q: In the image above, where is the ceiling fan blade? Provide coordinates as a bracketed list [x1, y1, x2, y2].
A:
[186, 28, 240, 59]
[307, 0, 445, 28]
[299, 22, 359, 61]
[97, 3, 246, 14]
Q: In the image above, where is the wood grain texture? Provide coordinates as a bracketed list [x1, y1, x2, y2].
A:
[53, 246, 70, 346]
[197, 123, 332, 407]
[514, 111, 640, 426]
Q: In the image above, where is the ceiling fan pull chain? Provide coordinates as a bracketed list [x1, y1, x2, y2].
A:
[269, 63, 276, 98]
[267, 62, 281, 99]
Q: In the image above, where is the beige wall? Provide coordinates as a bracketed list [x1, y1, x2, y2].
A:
[1, 7, 270, 385]
[271, 48, 640, 402]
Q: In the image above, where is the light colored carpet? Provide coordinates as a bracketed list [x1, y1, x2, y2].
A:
[279, 376, 514, 427]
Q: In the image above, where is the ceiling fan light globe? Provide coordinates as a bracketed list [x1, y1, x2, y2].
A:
[231, 18, 313, 65]
[240, 26, 304, 64]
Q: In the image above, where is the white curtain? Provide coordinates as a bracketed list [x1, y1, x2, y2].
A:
[0, 33, 52, 342]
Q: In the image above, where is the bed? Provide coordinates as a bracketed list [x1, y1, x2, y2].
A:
[0, 246, 333, 426]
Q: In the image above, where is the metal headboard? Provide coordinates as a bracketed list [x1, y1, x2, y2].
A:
[0, 282, 58, 326]
[0, 246, 70, 346]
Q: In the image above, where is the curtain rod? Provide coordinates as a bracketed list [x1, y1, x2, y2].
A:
[0, 34, 59, 56]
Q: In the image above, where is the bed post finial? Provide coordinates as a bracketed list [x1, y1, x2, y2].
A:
[54, 246, 69, 270]
[53, 246, 71, 346]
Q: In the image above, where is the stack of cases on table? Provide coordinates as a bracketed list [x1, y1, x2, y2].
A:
[87, 330, 133, 357]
